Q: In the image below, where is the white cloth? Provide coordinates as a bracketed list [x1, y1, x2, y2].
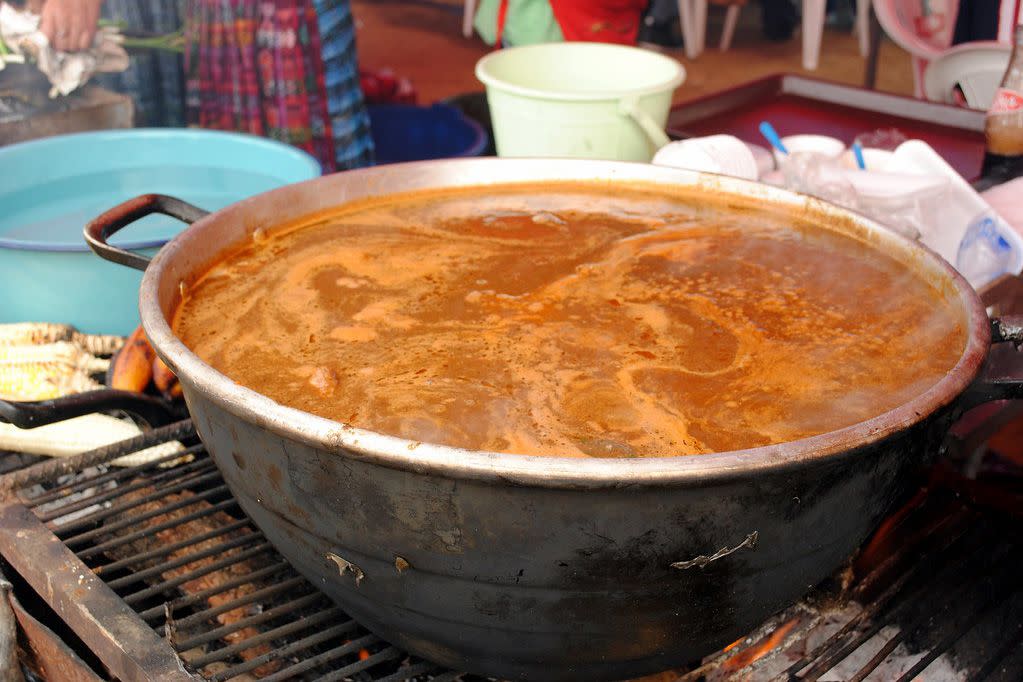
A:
[0, 3, 128, 97]
[982, 177, 1023, 238]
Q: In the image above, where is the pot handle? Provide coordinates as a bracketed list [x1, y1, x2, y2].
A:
[992, 316, 1023, 347]
[0, 389, 183, 429]
[84, 194, 210, 272]
[961, 316, 1023, 407]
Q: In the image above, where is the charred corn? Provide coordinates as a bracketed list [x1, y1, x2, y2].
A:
[0, 363, 103, 401]
[110, 325, 155, 392]
[0, 322, 124, 356]
[0, 342, 110, 374]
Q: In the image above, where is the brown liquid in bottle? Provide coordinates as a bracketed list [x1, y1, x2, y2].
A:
[978, 24, 1023, 190]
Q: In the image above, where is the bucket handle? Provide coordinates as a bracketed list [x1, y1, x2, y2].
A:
[85, 194, 209, 272]
[619, 96, 671, 153]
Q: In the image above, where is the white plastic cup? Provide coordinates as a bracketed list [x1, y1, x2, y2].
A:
[651, 135, 759, 180]
[839, 148, 896, 171]
[746, 142, 776, 177]
[774, 134, 845, 166]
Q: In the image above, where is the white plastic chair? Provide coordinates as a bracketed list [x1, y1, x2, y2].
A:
[871, 0, 959, 98]
[923, 41, 1012, 108]
[856, 0, 871, 56]
[463, 0, 477, 38]
[679, 0, 870, 69]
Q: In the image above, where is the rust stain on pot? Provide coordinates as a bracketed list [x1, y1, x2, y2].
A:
[326, 552, 364, 586]
[285, 501, 308, 522]
[433, 528, 462, 552]
[394, 556, 411, 574]
[324, 426, 357, 453]
[267, 464, 282, 492]
[231, 451, 246, 470]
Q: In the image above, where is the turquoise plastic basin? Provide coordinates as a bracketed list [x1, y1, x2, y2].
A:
[0, 129, 321, 335]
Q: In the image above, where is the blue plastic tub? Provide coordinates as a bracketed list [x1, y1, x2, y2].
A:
[368, 103, 488, 164]
[0, 129, 321, 335]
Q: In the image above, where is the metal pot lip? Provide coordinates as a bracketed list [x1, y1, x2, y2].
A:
[140, 158, 992, 488]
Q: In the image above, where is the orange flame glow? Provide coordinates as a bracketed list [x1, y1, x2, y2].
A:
[721, 617, 800, 672]
[723, 637, 744, 653]
[853, 487, 928, 579]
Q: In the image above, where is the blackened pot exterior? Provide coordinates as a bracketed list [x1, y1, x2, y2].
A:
[185, 386, 952, 679]
[121, 159, 993, 680]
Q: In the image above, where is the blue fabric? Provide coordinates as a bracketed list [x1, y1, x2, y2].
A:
[92, 0, 373, 171]
[312, 0, 375, 169]
[94, 0, 185, 128]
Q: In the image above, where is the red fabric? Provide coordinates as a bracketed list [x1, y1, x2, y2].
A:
[495, 0, 646, 46]
[549, 0, 647, 44]
[496, 0, 510, 46]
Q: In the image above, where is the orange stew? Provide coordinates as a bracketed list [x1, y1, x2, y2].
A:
[173, 183, 966, 458]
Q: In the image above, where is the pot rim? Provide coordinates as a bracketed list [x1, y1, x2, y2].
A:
[139, 158, 991, 488]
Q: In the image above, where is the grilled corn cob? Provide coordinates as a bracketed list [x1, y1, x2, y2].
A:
[0, 363, 103, 401]
[0, 342, 110, 374]
[0, 414, 187, 467]
[0, 339, 110, 401]
[0, 322, 124, 356]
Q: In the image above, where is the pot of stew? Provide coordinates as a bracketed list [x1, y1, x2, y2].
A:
[85, 159, 1023, 680]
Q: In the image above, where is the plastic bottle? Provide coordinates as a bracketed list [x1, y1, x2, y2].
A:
[955, 211, 1015, 286]
[977, 24, 1023, 191]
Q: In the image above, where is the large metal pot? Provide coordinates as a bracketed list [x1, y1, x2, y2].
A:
[86, 159, 1023, 680]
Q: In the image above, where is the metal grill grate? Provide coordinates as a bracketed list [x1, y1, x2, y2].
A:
[0, 418, 1020, 681]
[0, 420, 459, 681]
[682, 469, 1023, 682]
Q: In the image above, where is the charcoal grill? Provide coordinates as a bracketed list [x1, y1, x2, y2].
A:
[0, 414, 1020, 681]
[0, 421, 452, 681]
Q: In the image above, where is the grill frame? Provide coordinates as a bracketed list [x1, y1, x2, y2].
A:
[0, 500, 194, 681]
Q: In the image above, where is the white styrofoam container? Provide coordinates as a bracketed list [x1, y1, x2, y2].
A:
[887, 140, 1023, 287]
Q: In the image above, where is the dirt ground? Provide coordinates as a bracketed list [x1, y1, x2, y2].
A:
[350, 0, 914, 106]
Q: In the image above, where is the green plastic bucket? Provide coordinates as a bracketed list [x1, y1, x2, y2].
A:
[475, 42, 685, 162]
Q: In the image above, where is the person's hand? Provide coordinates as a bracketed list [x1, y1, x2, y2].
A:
[39, 0, 103, 52]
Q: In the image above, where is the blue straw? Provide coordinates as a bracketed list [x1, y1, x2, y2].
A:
[852, 142, 866, 170]
[758, 121, 788, 155]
